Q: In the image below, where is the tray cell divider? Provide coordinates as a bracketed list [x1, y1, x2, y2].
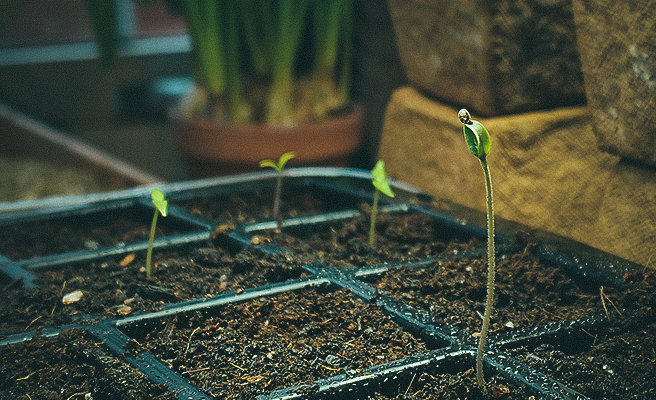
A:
[87, 322, 213, 400]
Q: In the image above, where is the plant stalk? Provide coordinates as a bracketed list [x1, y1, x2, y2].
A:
[273, 172, 283, 223]
[183, 0, 226, 97]
[224, 0, 248, 123]
[369, 189, 380, 247]
[476, 157, 495, 388]
[145, 208, 158, 279]
[266, 0, 308, 125]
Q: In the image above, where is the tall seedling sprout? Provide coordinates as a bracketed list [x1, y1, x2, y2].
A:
[259, 151, 296, 223]
[458, 109, 494, 388]
[369, 160, 395, 246]
[146, 189, 168, 279]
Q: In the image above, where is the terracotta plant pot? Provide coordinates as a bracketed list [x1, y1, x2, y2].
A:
[172, 105, 365, 178]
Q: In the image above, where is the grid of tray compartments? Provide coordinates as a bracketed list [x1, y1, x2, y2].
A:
[0, 169, 641, 399]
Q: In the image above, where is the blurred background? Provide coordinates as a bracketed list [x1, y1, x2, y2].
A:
[0, 0, 406, 183]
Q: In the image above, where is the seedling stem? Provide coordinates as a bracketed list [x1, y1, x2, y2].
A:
[259, 151, 295, 223]
[458, 108, 495, 389]
[146, 189, 168, 279]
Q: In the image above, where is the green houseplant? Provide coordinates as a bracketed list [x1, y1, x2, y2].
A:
[177, 0, 353, 126]
[171, 0, 363, 177]
[86, 0, 363, 177]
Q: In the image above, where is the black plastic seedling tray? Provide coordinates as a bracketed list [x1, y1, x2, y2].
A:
[0, 168, 644, 399]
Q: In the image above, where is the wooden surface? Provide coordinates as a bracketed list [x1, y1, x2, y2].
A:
[0, 103, 162, 194]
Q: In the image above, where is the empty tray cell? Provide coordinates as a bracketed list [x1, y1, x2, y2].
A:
[364, 369, 533, 400]
[119, 286, 429, 400]
[0, 244, 307, 338]
[503, 269, 656, 399]
[0, 202, 205, 262]
[0, 328, 176, 399]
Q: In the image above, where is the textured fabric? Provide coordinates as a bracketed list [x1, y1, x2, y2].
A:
[380, 87, 656, 268]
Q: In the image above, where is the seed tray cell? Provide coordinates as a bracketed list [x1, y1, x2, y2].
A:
[0, 199, 211, 266]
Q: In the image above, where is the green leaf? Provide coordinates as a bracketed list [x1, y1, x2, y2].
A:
[259, 159, 279, 170]
[151, 189, 168, 217]
[259, 151, 296, 172]
[371, 160, 395, 198]
[463, 120, 491, 159]
[278, 151, 296, 169]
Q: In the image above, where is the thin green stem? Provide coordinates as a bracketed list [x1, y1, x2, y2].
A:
[241, 0, 267, 77]
[183, 0, 225, 96]
[225, 0, 248, 123]
[369, 189, 380, 247]
[266, 0, 309, 125]
[145, 209, 158, 279]
[476, 157, 495, 388]
[336, 0, 353, 107]
[273, 172, 283, 223]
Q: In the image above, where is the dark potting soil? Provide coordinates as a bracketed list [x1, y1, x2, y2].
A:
[254, 210, 601, 333]
[0, 329, 176, 400]
[121, 287, 431, 400]
[1, 188, 655, 399]
[0, 245, 306, 338]
[367, 372, 536, 400]
[256, 208, 466, 268]
[0, 205, 190, 261]
[366, 249, 606, 335]
[504, 270, 656, 400]
[176, 182, 358, 226]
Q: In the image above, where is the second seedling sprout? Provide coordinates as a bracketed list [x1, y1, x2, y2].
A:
[458, 108, 495, 389]
[369, 160, 395, 246]
[259, 151, 296, 223]
[146, 188, 168, 279]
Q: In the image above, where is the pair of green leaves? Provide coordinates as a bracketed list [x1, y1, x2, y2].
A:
[259, 151, 296, 173]
[458, 109, 491, 160]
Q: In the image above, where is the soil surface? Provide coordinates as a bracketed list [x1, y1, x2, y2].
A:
[367, 248, 606, 334]
[1, 190, 654, 399]
[122, 287, 428, 400]
[367, 372, 535, 400]
[0, 204, 193, 261]
[177, 182, 361, 225]
[260, 207, 468, 267]
[0, 329, 176, 399]
[0, 245, 306, 337]
[505, 270, 656, 400]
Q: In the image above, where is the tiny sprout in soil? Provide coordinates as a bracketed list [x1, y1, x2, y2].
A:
[459, 108, 495, 389]
[370, 159, 395, 246]
[259, 151, 296, 224]
[146, 188, 168, 279]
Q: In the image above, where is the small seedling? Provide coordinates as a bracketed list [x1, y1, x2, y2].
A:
[146, 188, 168, 279]
[259, 151, 296, 223]
[369, 159, 395, 246]
[458, 108, 495, 388]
